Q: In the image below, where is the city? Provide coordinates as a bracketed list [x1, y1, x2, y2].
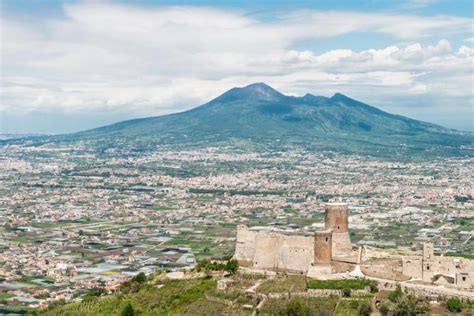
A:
[0, 142, 472, 313]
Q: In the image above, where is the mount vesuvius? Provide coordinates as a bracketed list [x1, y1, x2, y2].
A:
[39, 83, 474, 157]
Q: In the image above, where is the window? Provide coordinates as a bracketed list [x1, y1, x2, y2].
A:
[325, 237, 328, 242]
[462, 276, 466, 281]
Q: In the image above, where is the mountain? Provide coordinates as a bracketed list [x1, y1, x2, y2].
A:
[28, 83, 474, 157]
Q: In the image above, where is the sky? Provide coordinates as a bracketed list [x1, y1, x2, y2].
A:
[1, 0, 473, 134]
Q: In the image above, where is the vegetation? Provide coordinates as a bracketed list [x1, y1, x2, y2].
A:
[388, 285, 403, 303]
[307, 278, 376, 290]
[131, 272, 147, 283]
[443, 253, 474, 260]
[195, 259, 239, 274]
[121, 303, 134, 316]
[335, 297, 372, 316]
[393, 297, 417, 316]
[260, 296, 337, 315]
[446, 297, 462, 313]
[342, 288, 351, 297]
[358, 301, 372, 316]
[379, 303, 390, 316]
[37, 278, 217, 315]
[257, 275, 307, 293]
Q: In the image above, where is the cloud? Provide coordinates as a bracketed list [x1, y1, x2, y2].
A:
[1, 2, 473, 132]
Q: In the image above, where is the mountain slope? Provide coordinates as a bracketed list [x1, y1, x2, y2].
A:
[55, 83, 473, 156]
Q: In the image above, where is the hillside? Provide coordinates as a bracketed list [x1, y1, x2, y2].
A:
[16, 83, 474, 157]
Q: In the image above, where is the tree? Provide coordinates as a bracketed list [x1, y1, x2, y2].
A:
[225, 259, 239, 274]
[121, 303, 134, 316]
[358, 301, 372, 316]
[132, 272, 147, 283]
[446, 297, 462, 313]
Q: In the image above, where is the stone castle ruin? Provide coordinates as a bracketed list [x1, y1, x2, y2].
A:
[234, 203, 474, 290]
[403, 243, 474, 289]
[234, 203, 353, 274]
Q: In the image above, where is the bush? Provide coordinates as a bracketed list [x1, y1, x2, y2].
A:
[389, 285, 403, 303]
[121, 303, 134, 316]
[82, 288, 106, 302]
[342, 288, 351, 297]
[46, 299, 66, 310]
[132, 272, 147, 283]
[394, 297, 417, 316]
[358, 301, 372, 316]
[225, 259, 239, 274]
[446, 297, 462, 313]
[120, 281, 141, 294]
[416, 301, 430, 314]
[379, 303, 390, 316]
[369, 284, 379, 293]
[286, 299, 310, 315]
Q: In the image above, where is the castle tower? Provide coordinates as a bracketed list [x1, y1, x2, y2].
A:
[422, 242, 434, 282]
[314, 230, 332, 264]
[325, 203, 352, 256]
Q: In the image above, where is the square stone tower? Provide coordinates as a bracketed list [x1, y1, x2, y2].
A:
[325, 203, 352, 256]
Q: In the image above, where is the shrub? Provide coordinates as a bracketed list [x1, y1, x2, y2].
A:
[225, 259, 239, 274]
[379, 303, 390, 316]
[446, 297, 462, 313]
[46, 299, 66, 310]
[121, 303, 134, 316]
[416, 301, 430, 314]
[132, 272, 147, 283]
[342, 288, 351, 297]
[369, 284, 379, 293]
[389, 285, 403, 303]
[286, 299, 310, 315]
[358, 301, 372, 316]
[394, 297, 417, 316]
[82, 288, 106, 302]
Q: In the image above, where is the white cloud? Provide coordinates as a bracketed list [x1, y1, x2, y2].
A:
[1, 2, 473, 132]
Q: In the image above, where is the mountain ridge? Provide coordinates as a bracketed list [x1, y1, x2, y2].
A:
[10, 83, 474, 158]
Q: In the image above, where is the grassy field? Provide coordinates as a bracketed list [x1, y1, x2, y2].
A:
[260, 296, 337, 315]
[257, 275, 307, 293]
[307, 278, 376, 290]
[335, 297, 372, 316]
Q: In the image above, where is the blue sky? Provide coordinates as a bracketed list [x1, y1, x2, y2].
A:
[1, 0, 473, 133]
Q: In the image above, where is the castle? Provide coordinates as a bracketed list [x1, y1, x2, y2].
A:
[234, 203, 474, 290]
[234, 203, 353, 274]
[403, 243, 474, 288]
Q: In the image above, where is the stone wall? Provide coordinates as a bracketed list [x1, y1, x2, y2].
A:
[402, 257, 423, 279]
[234, 225, 314, 272]
[402, 243, 474, 288]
